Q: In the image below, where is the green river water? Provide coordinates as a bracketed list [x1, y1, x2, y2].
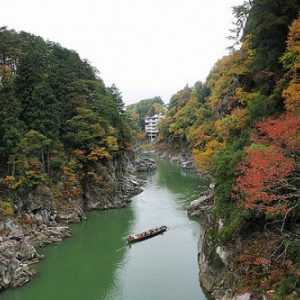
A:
[1, 159, 208, 300]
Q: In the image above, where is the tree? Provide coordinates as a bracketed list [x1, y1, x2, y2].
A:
[235, 146, 295, 215]
[281, 16, 300, 113]
[242, 0, 300, 90]
[24, 79, 61, 140]
[0, 78, 25, 157]
[254, 113, 300, 153]
[17, 130, 51, 173]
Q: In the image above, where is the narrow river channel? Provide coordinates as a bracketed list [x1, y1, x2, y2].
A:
[1, 159, 208, 300]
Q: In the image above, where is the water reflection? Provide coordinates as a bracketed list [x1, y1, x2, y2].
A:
[1, 159, 208, 300]
[157, 159, 209, 208]
[1, 209, 134, 300]
[106, 159, 208, 300]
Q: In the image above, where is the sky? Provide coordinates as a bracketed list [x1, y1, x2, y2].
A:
[1, 0, 244, 104]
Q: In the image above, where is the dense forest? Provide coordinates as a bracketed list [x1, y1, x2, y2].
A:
[158, 0, 300, 297]
[0, 26, 132, 215]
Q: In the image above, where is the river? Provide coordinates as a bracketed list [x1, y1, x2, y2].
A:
[1, 159, 208, 300]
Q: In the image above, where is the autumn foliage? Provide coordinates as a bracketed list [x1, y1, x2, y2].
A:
[235, 146, 294, 215]
[235, 112, 300, 215]
[282, 17, 300, 113]
[254, 113, 300, 152]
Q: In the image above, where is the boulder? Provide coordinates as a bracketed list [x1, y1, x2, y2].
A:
[188, 192, 214, 217]
[134, 157, 157, 172]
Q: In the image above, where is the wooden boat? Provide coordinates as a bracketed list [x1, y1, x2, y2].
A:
[127, 225, 167, 243]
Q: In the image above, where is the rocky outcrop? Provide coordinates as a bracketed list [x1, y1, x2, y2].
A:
[0, 217, 72, 290]
[139, 147, 196, 171]
[0, 152, 144, 292]
[188, 185, 214, 218]
[134, 157, 157, 172]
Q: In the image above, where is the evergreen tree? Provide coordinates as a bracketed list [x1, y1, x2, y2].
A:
[0, 78, 25, 157]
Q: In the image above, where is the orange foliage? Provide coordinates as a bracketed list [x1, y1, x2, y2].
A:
[19, 215, 33, 225]
[62, 166, 77, 184]
[187, 120, 215, 148]
[73, 149, 85, 157]
[124, 142, 133, 152]
[254, 113, 300, 152]
[235, 146, 294, 215]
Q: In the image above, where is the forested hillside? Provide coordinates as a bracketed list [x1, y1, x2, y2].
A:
[159, 0, 300, 297]
[0, 27, 134, 215]
[0, 27, 145, 291]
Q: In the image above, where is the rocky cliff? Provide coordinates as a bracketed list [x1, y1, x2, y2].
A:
[0, 153, 144, 291]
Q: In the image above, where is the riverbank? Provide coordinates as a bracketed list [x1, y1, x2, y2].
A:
[1, 159, 208, 300]
[0, 153, 145, 292]
[136, 143, 197, 171]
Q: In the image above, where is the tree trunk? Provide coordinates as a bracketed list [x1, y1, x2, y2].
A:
[41, 144, 45, 173]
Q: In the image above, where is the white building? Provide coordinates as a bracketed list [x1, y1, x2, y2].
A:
[145, 113, 164, 141]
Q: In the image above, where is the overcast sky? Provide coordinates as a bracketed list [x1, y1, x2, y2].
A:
[1, 0, 243, 104]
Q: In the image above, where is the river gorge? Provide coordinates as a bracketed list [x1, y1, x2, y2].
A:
[1, 159, 209, 300]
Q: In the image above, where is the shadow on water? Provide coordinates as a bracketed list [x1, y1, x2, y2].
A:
[1, 208, 135, 300]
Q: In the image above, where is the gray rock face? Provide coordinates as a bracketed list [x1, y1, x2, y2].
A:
[0, 216, 73, 291]
[187, 191, 214, 217]
[134, 157, 157, 172]
[0, 153, 144, 292]
[139, 148, 197, 171]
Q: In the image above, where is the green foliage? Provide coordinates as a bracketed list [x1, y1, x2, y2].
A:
[287, 241, 300, 262]
[274, 274, 300, 299]
[243, 0, 300, 90]
[0, 27, 130, 193]
[213, 132, 250, 243]
[217, 210, 249, 244]
[0, 78, 25, 157]
[247, 93, 270, 123]
[26, 79, 61, 139]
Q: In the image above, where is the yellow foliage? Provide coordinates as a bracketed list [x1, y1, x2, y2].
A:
[87, 147, 111, 161]
[283, 81, 300, 113]
[187, 120, 215, 148]
[62, 166, 77, 184]
[192, 140, 225, 171]
[286, 17, 300, 55]
[105, 136, 119, 152]
[283, 17, 300, 113]
[207, 42, 252, 112]
[235, 88, 260, 104]
[0, 200, 14, 216]
[91, 123, 105, 138]
[215, 109, 248, 138]
[0, 176, 22, 190]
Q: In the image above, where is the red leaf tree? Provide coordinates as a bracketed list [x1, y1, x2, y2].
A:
[235, 113, 300, 215]
[235, 147, 294, 215]
[254, 113, 300, 152]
